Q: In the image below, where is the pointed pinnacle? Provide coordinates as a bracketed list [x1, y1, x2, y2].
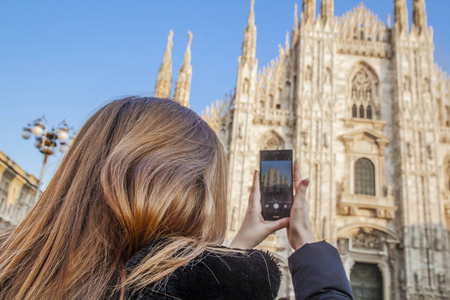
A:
[294, 4, 298, 31]
[183, 31, 193, 67]
[248, 0, 255, 26]
[163, 30, 174, 64]
[285, 31, 290, 51]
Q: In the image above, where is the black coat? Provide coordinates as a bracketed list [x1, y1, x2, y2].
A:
[125, 241, 354, 300]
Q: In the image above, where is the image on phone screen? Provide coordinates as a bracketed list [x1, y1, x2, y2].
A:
[260, 150, 293, 220]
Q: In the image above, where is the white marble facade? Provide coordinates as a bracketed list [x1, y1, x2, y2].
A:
[196, 0, 450, 299]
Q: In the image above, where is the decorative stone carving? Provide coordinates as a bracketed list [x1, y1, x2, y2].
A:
[437, 272, 446, 294]
[323, 133, 329, 148]
[387, 182, 393, 197]
[352, 229, 382, 250]
[388, 243, 397, 268]
[261, 132, 285, 150]
[414, 272, 422, 292]
[306, 65, 312, 82]
[407, 142, 412, 157]
[427, 144, 433, 159]
[338, 238, 349, 254]
[336, 4, 391, 58]
[399, 270, 406, 292]
[434, 227, 442, 251]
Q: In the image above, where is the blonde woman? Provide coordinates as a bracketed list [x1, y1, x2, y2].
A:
[0, 97, 353, 299]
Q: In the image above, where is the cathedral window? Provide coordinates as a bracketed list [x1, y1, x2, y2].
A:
[285, 81, 291, 110]
[277, 88, 282, 110]
[367, 105, 372, 119]
[354, 158, 375, 196]
[352, 104, 357, 118]
[261, 132, 285, 151]
[351, 67, 376, 120]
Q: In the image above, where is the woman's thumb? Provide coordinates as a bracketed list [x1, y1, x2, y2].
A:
[267, 218, 290, 233]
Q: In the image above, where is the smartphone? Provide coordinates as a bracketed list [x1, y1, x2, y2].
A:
[260, 149, 294, 221]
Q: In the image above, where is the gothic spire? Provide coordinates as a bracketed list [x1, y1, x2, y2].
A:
[302, 0, 316, 23]
[241, 0, 257, 61]
[412, 0, 428, 34]
[173, 31, 192, 108]
[293, 3, 298, 31]
[155, 30, 173, 98]
[248, 0, 255, 28]
[321, 0, 334, 24]
[291, 4, 299, 45]
[285, 31, 290, 52]
[394, 0, 408, 33]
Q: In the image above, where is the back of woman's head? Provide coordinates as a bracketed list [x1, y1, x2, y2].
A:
[0, 97, 228, 299]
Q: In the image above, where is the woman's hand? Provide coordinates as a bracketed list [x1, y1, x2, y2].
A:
[230, 170, 289, 249]
[287, 160, 316, 250]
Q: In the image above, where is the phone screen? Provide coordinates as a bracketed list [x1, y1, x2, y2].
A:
[260, 150, 294, 221]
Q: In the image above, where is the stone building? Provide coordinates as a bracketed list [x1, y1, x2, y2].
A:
[0, 150, 38, 229]
[156, 1, 450, 298]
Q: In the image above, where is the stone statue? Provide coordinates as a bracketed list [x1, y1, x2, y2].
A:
[414, 272, 422, 292]
[437, 273, 446, 293]
[387, 182, 393, 197]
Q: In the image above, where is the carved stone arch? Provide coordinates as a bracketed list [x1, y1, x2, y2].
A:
[338, 223, 400, 243]
[260, 131, 285, 150]
[348, 62, 381, 118]
[337, 223, 400, 300]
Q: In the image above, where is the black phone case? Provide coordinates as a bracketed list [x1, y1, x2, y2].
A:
[260, 150, 294, 221]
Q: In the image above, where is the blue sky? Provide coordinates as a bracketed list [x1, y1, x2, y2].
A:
[0, 0, 449, 188]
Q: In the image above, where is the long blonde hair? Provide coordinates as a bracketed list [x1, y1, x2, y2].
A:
[0, 97, 228, 299]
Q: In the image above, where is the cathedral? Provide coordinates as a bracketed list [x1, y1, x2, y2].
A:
[154, 0, 450, 298]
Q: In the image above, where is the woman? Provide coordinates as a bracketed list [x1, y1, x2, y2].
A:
[0, 97, 353, 299]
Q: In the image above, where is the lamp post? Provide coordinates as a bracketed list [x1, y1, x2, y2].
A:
[22, 116, 75, 203]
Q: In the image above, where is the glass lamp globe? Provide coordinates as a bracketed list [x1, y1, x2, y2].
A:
[22, 130, 31, 139]
[57, 130, 69, 141]
[32, 124, 44, 136]
[59, 144, 69, 153]
[34, 140, 42, 148]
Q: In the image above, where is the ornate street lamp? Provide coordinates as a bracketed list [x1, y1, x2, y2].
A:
[22, 116, 75, 203]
